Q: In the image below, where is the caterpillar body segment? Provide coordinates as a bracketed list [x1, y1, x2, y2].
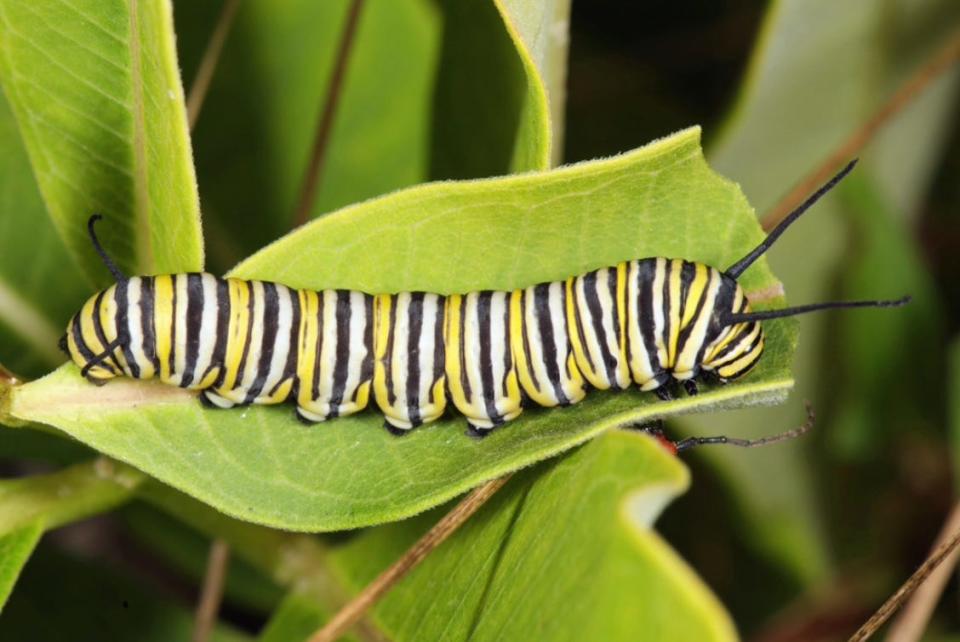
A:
[444, 290, 523, 430]
[64, 161, 909, 436]
[64, 259, 761, 434]
[373, 291, 447, 430]
[511, 281, 586, 409]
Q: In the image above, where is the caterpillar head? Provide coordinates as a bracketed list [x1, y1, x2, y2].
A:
[700, 276, 764, 383]
[61, 287, 124, 385]
[698, 159, 908, 383]
[61, 214, 128, 384]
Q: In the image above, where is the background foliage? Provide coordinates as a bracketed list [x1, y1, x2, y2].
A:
[0, 1, 958, 641]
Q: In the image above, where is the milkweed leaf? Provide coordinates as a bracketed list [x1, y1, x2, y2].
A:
[10, 128, 795, 531]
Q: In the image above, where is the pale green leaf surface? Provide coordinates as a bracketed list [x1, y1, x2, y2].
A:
[0, 92, 85, 376]
[330, 432, 737, 642]
[0, 522, 40, 613]
[10, 129, 795, 531]
[491, 0, 564, 170]
[0, 0, 203, 282]
[691, 0, 960, 583]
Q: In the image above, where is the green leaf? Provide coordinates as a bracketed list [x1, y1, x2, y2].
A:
[331, 432, 736, 641]
[179, 0, 563, 270]
[11, 128, 795, 531]
[0, 92, 87, 376]
[144, 434, 737, 642]
[0, 458, 143, 537]
[0, 522, 40, 613]
[1, 544, 251, 642]
[428, 0, 545, 182]
[257, 593, 349, 642]
[493, 0, 569, 167]
[685, 0, 960, 584]
[0, 0, 203, 282]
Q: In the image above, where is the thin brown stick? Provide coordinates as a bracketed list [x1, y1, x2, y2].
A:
[186, 0, 242, 131]
[306, 475, 512, 642]
[848, 525, 960, 641]
[191, 538, 231, 642]
[760, 27, 960, 231]
[292, 0, 365, 230]
[884, 501, 960, 642]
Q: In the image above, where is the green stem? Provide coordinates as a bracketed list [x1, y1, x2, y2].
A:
[0, 458, 145, 535]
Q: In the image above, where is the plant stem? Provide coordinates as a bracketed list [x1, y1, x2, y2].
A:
[848, 525, 960, 641]
[761, 27, 960, 231]
[191, 538, 231, 642]
[306, 474, 513, 642]
[186, 0, 242, 131]
[291, 0, 365, 230]
[0, 458, 144, 535]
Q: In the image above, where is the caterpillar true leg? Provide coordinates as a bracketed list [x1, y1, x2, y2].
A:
[655, 384, 676, 402]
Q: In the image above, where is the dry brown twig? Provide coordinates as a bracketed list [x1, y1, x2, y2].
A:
[191, 538, 231, 642]
[761, 27, 960, 231]
[305, 475, 513, 642]
[883, 501, 960, 642]
[185, 0, 242, 130]
[292, 0, 366, 230]
[848, 526, 960, 642]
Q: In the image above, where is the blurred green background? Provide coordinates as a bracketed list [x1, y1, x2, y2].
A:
[1, 1, 959, 640]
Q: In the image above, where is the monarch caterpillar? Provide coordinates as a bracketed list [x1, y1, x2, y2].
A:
[61, 161, 907, 438]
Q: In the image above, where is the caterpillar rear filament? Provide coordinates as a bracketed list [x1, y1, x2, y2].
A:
[61, 161, 908, 436]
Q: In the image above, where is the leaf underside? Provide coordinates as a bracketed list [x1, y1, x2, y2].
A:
[330, 432, 738, 641]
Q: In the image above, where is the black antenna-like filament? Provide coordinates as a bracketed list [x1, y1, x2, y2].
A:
[673, 401, 815, 454]
[727, 295, 911, 325]
[726, 159, 858, 279]
[88, 214, 126, 282]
